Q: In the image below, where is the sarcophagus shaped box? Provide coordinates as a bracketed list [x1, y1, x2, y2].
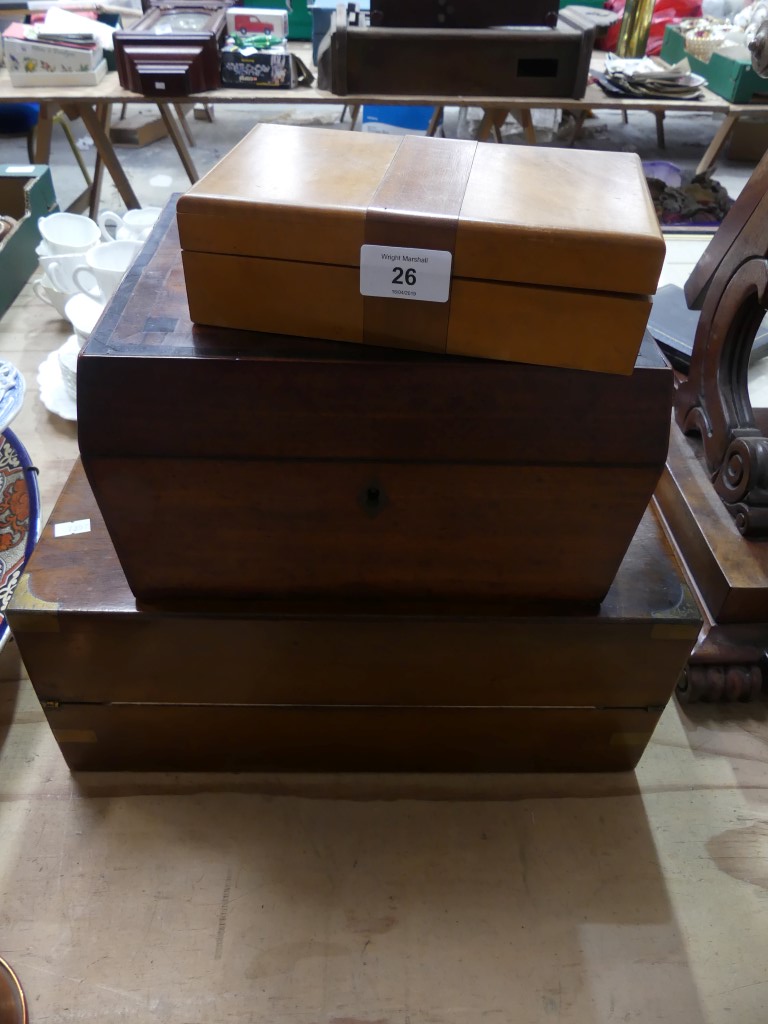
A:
[77, 202, 673, 605]
[177, 125, 664, 376]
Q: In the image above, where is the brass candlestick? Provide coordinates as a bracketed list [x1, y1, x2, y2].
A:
[616, 0, 656, 57]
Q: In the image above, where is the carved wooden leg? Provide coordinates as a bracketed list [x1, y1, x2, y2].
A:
[677, 662, 763, 703]
[674, 621, 766, 703]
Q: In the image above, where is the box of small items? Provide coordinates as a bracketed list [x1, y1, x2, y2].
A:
[220, 30, 313, 86]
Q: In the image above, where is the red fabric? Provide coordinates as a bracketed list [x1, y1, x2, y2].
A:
[598, 1, 703, 54]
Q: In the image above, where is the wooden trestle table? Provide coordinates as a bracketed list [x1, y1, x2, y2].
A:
[0, 44, 755, 217]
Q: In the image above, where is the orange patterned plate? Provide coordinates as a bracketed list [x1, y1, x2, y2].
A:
[0, 957, 27, 1024]
[0, 428, 41, 653]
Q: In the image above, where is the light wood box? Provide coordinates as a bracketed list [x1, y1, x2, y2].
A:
[177, 124, 665, 375]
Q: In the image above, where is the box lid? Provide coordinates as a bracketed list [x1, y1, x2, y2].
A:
[176, 123, 664, 296]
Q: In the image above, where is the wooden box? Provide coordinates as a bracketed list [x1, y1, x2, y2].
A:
[368, 0, 560, 28]
[177, 124, 665, 376]
[319, 14, 593, 99]
[113, 0, 230, 97]
[77, 201, 674, 606]
[6, 462, 700, 772]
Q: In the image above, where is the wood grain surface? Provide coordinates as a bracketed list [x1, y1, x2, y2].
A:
[175, 124, 664, 370]
[8, 462, 699, 772]
[80, 200, 674, 602]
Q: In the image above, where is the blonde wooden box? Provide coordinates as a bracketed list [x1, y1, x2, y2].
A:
[177, 124, 665, 375]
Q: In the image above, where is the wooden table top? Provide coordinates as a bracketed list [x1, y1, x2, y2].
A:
[0, 43, 735, 113]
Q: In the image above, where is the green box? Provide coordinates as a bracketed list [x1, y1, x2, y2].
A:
[560, 0, 605, 7]
[660, 24, 768, 103]
[0, 164, 58, 321]
[244, 0, 312, 40]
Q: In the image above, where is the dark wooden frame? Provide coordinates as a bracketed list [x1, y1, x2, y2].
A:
[113, 1, 230, 96]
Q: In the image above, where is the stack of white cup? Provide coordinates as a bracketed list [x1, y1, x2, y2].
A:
[34, 207, 161, 401]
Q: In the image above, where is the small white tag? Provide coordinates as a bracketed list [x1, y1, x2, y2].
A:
[360, 244, 452, 303]
[54, 518, 91, 537]
[5, 165, 35, 174]
[155, 81, 166, 90]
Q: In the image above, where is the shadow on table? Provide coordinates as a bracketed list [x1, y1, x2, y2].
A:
[0, 639, 23, 753]
[54, 770, 712, 1022]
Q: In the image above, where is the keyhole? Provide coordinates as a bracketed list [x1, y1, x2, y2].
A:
[360, 482, 387, 517]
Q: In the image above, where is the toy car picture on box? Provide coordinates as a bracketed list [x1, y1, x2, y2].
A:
[225, 7, 289, 37]
[220, 31, 313, 86]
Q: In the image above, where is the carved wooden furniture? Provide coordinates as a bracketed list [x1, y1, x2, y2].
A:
[6, 460, 699, 772]
[652, 148, 768, 702]
[113, 0, 230, 96]
[178, 124, 664, 373]
[78, 200, 673, 606]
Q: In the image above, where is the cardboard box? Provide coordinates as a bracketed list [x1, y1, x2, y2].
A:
[0, 164, 58, 320]
[660, 25, 768, 103]
[725, 116, 768, 162]
[220, 45, 312, 86]
[6, 59, 107, 87]
[2, 22, 103, 79]
[243, 0, 311, 40]
[225, 6, 288, 37]
[109, 112, 169, 148]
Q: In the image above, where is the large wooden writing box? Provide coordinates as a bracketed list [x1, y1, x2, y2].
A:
[177, 125, 665, 376]
[77, 202, 673, 605]
[7, 462, 700, 772]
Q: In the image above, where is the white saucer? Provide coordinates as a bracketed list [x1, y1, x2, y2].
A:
[37, 346, 77, 421]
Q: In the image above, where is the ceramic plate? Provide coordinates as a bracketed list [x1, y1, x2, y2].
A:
[0, 428, 41, 654]
[37, 348, 77, 422]
[0, 361, 26, 433]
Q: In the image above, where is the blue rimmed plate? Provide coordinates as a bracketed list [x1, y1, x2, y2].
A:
[0, 361, 25, 433]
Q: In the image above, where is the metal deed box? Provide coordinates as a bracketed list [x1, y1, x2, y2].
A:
[177, 124, 665, 375]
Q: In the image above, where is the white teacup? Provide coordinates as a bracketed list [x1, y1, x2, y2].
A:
[38, 212, 101, 256]
[72, 239, 142, 303]
[65, 292, 105, 347]
[57, 336, 80, 401]
[39, 251, 90, 295]
[33, 275, 70, 318]
[98, 206, 161, 243]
